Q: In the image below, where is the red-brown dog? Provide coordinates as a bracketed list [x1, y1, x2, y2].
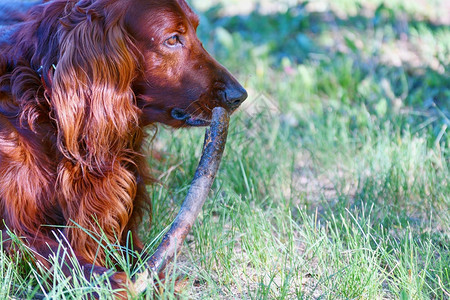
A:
[0, 0, 246, 293]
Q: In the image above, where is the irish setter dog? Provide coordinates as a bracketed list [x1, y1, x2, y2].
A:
[0, 0, 246, 294]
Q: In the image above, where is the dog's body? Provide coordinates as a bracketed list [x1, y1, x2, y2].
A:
[0, 0, 246, 290]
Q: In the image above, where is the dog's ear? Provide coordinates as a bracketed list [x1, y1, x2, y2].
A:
[50, 2, 141, 263]
[51, 2, 139, 168]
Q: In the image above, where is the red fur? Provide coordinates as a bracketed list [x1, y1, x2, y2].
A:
[0, 0, 246, 293]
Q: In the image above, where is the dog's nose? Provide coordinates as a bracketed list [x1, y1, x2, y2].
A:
[224, 85, 248, 109]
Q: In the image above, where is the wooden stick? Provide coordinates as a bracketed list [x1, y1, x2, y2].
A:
[132, 107, 230, 293]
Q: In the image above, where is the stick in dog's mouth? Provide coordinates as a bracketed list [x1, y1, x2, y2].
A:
[132, 106, 230, 293]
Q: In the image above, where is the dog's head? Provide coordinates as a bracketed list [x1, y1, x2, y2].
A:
[50, 0, 246, 163]
[125, 0, 247, 127]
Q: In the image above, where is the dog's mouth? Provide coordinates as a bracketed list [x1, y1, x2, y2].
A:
[171, 108, 211, 127]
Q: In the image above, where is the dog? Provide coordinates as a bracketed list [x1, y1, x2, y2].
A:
[0, 0, 247, 294]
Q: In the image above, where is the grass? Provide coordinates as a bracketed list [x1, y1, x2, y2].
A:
[3, 0, 450, 299]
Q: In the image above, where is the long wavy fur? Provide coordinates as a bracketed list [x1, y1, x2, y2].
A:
[53, 1, 145, 264]
[0, 0, 152, 266]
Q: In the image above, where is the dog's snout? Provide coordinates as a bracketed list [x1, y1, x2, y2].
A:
[210, 61, 248, 111]
[226, 85, 248, 107]
[223, 84, 248, 110]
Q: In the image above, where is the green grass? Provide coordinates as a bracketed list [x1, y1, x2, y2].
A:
[3, 0, 450, 299]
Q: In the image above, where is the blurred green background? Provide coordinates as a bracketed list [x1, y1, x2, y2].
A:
[148, 0, 449, 298]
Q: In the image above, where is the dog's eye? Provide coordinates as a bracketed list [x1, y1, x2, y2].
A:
[165, 35, 182, 47]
